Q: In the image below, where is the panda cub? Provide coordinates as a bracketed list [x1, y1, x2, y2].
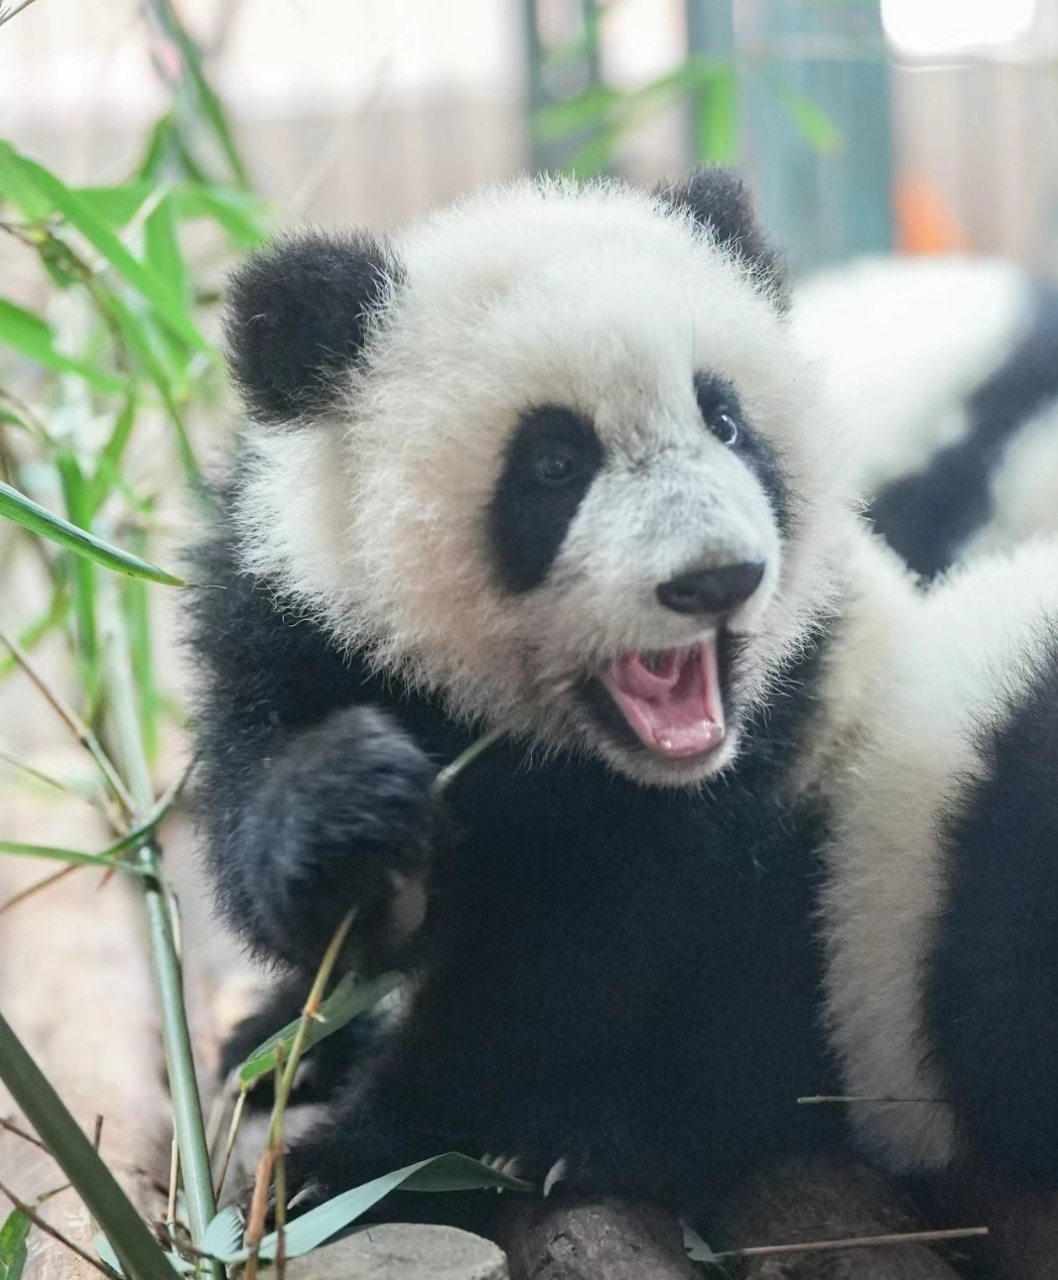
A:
[189, 170, 1058, 1232]
[790, 255, 1058, 579]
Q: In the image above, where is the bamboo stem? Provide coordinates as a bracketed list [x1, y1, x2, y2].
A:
[715, 1225, 988, 1261]
[96, 578, 220, 1276]
[0, 621, 135, 819]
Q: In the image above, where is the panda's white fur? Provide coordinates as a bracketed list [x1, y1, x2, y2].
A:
[790, 256, 1031, 492]
[790, 254, 1058, 580]
[811, 536, 1058, 1171]
[192, 172, 1058, 1237]
[233, 176, 849, 786]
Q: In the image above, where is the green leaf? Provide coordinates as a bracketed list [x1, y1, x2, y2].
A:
[200, 1208, 243, 1261]
[0, 299, 126, 393]
[148, 0, 252, 189]
[0, 1210, 30, 1280]
[57, 453, 99, 676]
[682, 1224, 717, 1264]
[145, 196, 187, 301]
[220, 1154, 530, 1264]
[172, 187, 270, 247]
[534, 84, 621, 141]
[93, 1235, 124, 1278]
[0, 590, 71, 683]
[0, 143, 210, 355]
[89, 398, 138, 515]
[0, 1013, 176, 1280]
[238, 970, 402, 1086]
[73, 183, 152, 229]
[0, 839, 146, 871]
[0, 145, 50, 220]
[136, 115, 177, 183]
[695, 67, 739, 165]
[101, 290, 200, 478]
[0, 479, 184, 585]
[765, 77, 843, 155]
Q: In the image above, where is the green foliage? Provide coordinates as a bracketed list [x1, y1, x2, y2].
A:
[531, 22, 842, 175]
[0, 480, 183, 583]
[212, 1154, 531, 1266]
[0, 4, 270, 1276]
[238, 970, 402, 1087]
[0, 1013, 176, 1280]
[0, 1211, 30, 1280]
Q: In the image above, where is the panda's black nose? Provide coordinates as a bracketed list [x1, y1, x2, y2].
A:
[656, 560, 765, 616]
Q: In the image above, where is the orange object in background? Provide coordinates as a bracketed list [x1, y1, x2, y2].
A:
[895, 173, 972, 254]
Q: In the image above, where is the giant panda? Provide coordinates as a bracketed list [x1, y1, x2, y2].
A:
[188, 170, 1058, 1258]
[790, 256, 1058, 579]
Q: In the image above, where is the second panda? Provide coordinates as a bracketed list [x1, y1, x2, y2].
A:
[188, 171, 1058, 1239]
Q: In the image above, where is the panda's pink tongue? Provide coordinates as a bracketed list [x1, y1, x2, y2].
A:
[602, 640, 725, 758]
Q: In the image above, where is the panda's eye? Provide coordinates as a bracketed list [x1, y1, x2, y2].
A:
[694, 373, 743, 448]
[709, 410, 739, 447]
[532, 443, 584, 486]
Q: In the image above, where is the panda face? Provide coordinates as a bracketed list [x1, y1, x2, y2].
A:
[231, 178, 847, 786]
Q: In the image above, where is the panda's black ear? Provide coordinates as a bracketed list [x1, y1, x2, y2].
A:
[657, 168, 789, 310]
[223, 230, 403, 426]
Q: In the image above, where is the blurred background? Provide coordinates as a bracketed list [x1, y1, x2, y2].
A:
[5, 0, 1058, 270]
[2, 0, 1058, 1260]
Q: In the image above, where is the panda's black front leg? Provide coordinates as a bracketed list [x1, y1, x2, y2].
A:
[215, 704, 440, 974]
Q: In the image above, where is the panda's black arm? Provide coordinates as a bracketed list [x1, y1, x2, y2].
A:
[186, 515, 439, 974]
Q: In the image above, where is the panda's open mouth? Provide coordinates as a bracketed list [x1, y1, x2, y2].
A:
[598, 637, 725, 759]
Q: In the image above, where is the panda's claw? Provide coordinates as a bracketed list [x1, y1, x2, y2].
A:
[499, 1155, 523, 1178]
[543, 1157, 568, 1197]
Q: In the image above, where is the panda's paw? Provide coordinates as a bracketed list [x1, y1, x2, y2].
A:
[542, 1157, 569, 1197]
[480, 1152, 577, 1197]
[247, 704, 444, 969]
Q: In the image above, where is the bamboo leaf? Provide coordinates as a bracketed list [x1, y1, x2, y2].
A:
[0, 1210, 30, 1280]
[57, 454, 99, 679]
[0, 480, 184, 585]
[221, 1154, 531, 1264]
[93, 1236, 124, 1277]
[147, 0, 251, 189]
[0, 839, 146, 872]
[763, 76, 843, 155]
[89, 398, 138, 515]
[534, 84, 620, 140]
[0, 145, 49, 220]
[238, 970, 402, 1086]
[696, 67, 739, 165]
[0, 144, 210, 355]
[73, 183, 152, 229]
[102, 291, 199, 478]
[0, 300, 126, 394]
[145, 197, 187, 301]
[172, 187, 270, 247]
[200, 1208, 243, 1261]
[0, 1012, 176, 1280]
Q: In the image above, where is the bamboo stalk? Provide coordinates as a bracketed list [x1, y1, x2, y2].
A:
[97, 577, 221, 1277]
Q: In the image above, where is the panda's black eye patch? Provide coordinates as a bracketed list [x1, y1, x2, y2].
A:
[694, 371, 793, 535]
[490, 405, 604, 593]
[694, 372, 742, 447]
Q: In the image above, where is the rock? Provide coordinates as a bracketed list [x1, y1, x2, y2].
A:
[496, 1194, 699, 1280]
[274, 1223, 508, 1280]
